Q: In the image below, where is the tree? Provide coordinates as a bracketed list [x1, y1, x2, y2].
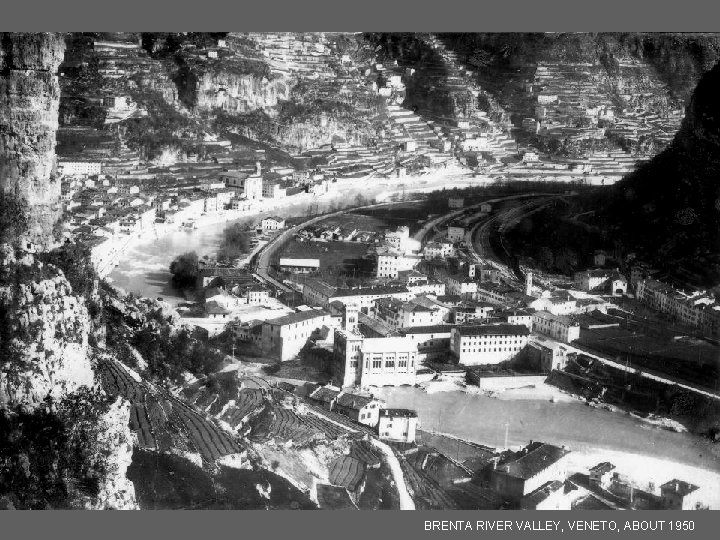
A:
[169, 251, 199, 289]
[218, 222, 252, 261]
[0, 193, 29, 246]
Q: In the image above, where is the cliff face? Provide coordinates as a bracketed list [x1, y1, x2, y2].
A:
[0, 33, 65, 248]
[588, 62, 720, 286]
[0, 248, 95, 407]
[195, 71, 290, 114]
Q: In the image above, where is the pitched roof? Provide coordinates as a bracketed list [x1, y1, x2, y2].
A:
[495, 442, 570, 480]
[309, 385, 341, 404]
[660, 479, 699, 496]
[379, 408, 417, 418]
[265, 309, 329, 326]
[335, 392, 378, 411]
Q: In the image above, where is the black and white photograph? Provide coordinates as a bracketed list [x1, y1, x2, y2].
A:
[1, 29, 719, 512]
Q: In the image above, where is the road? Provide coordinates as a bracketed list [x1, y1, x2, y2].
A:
[566, 342, 720, 401]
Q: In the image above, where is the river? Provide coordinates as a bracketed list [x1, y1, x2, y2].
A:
[374, 386, 720, 471]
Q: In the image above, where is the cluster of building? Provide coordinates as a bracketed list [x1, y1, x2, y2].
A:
[636, 279, 720, 338]
[59, 157, 337, 277]
[307, 385, 418, 444]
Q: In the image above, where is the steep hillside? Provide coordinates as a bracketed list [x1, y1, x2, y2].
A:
[600, 61, 720, 286]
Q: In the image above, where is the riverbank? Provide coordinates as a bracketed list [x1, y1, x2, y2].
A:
[107, 167, 478, 300]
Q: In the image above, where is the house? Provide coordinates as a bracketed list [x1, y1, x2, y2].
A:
[279, 258, 320, 273]
[526, 340, 569, 372]
[485, 441, 571, 503]
[588, 462, 616, 488]
[334, 392, 384, 428]
[531, 311, 580, 343]
[519, 481, 569, 510]
[261, 216, 285, 230]
[593, 250, 608, 266]
[423, 240, 455, 260]
[660, 480, 703, 510]
[452, 302, 494, 324]
[448, 197, 464, 209]
[205, 301, 232, 320]
[376, 247, 422, 279]
[574, 269, 616, 292]
[261, 309, 332, 361]
[308, 385, 341, 410]
[447, 224, 465, 243]
[450, 324, 530, 365]
[242, 284, 270, 305]
[378, 409, 418, 443]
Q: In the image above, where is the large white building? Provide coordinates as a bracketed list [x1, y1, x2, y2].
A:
[333, 306, 419, 389]
[262, 309, 332, 361]
[376, 247, 422, 278]
[58, 160, 103, 177]
[531, 311, 580, 343]
[378, 409, 418, 443]
[450, 324, 530, 365]
[373, 298, 443, 329]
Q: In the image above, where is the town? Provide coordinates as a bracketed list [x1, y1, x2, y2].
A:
[2, 31, 719, 511]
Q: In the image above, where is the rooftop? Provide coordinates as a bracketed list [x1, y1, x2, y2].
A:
[309, 385, 341, 404]
[335, 392, 379, 411]
[265, 309, 329, 326]
[454, 324, 530, 337]
[520, 480, 566, 509]
[660, 479, 700, 496]
[399, 324, 456, 335]
[494, 442, 570, 480]
[589, 462, 616, 475]
[379, 408, 417, 418]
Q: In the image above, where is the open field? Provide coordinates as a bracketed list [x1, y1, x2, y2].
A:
[271, 239, 373, 276]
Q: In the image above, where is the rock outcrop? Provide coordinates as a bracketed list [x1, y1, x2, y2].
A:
[0, 33, 65, 248]
[196, 71, 290, 114]
[0, 248, 94, 407]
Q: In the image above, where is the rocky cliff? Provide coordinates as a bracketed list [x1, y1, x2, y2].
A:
[602, 61, 720, 286]
[0, 247, 95, 407]
[0, 33, 65, 248]
[195, 71, 290, 114]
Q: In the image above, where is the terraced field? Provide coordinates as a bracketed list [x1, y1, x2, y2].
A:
[328, 455, 366, 492]
[349, 439, 383, 468]
[219, 388, 266, 430]
[248, 405, 324, 445]
[398, 454, 459, 510]
[98, 357, 242, 462]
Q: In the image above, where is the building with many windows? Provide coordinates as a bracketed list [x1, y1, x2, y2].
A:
[450, 324, 530, 365]
[531, 311, 580, 343]
[262, 309, 332, 361]
[334, 331, 418, 388]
